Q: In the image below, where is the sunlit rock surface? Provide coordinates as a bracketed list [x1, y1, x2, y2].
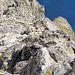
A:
[0, 0, 75, 75]
[52, 16, 75, 41]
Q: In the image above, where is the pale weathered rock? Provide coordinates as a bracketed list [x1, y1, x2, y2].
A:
[0, 0, 75, 75]
[52, 16, 75, 41]
[0, 70, 12, 75]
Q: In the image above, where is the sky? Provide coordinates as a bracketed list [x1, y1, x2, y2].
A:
[36, 0, 75, 33]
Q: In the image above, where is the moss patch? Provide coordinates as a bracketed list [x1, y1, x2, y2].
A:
[34, 35, 38, 37]
[0, 54, 3, 60]
[7, 52, 10, 54]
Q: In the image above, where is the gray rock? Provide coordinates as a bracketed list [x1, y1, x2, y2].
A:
[0, 70, 12, 75]
[0, 0, 75, 75]
[1, 44, 26, 71]
[13, 61, 28, 74]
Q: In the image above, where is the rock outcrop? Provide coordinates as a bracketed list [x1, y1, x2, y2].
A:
[52, 16, 75, 41]
[0, 0, 75, 75]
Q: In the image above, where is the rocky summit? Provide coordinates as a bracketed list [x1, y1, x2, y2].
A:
[0, 0, 75, 75]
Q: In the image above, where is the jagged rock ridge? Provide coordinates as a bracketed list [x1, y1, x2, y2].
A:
[0, 0, 75, 75]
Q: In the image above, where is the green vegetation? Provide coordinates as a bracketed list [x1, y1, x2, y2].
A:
[44, 70, 53, 75]
[7, 52, 10, 54]
[0, 54, 3, 60]
[34, 35, 38, 37]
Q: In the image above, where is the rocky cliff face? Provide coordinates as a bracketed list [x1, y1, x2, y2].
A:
[0, 0, 75, 75]
[52, 17, 75, 41]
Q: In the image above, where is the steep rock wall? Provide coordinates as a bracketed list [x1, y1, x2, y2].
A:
[0, 0, 75, 75]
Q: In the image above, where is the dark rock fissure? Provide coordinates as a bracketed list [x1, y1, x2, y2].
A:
[72, 47, 75, 53]
[3, 9, 9, 15]
[69, 59, 75, 75]
[14, 0, 18, 7]
[8, 4, 15, 8]
[49, 52, 58, 63]
[6, 45, 40, 74]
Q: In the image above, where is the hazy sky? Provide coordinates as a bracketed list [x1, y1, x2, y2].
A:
[36, 0, 75, 33]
